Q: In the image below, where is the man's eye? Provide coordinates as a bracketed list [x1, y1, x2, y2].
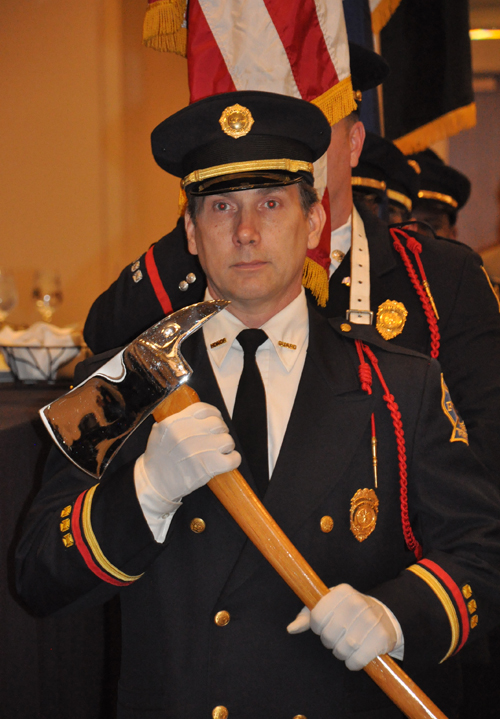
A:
[264, 200, 279, 209]
[214, 201, 229, 211]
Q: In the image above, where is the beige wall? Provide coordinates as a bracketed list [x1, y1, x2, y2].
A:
[1, 0, 188, 329]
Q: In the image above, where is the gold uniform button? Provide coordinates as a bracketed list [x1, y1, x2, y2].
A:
[61, 505, 72, 518]
[62, 533, 74, 548]
[340, 323, 351, 332]
[214, 610, 230, 627]
[293, 715, 307, 719]
[60, 518, 70, 533]
[468, 599, 477, 614]
[190, 518, 206, 533]
[462, 584, 472, 599]
[471, 615, 479, 629]
[320, 516, 334, 533]
[212, 706, 229, 719]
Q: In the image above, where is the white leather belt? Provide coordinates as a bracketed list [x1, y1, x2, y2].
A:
[347, 210, 373, 325]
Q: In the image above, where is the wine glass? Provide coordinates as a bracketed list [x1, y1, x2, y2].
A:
[0, 270, 19, 325]
[32, 271, 63, 323]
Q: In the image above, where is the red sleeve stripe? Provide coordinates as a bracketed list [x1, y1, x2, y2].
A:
[145, 246, 173, 315]
[419, 558, 470, 652]
[72, 490, 131, 587]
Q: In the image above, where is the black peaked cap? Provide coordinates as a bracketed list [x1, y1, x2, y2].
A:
[353, 132, 419, 205]
[349, 42, 390, 93]
[409, 149, 471, 210]
[151, 91, 331, 184]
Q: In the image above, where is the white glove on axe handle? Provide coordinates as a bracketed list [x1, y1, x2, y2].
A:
[287, 583, 403, 671]
[135, 402, 241, 517]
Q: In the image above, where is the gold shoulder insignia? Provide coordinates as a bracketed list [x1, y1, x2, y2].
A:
[441, 374, 468, 444]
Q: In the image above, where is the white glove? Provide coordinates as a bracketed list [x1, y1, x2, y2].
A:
[287, 583, 401, 671]
[135, 402, 241, 514]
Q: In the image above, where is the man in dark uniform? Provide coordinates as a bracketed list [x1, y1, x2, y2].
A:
[408, 149, 471, 241]
[83, 87, 500, 479]
[350, 131, 420, 224]
[17, 90, 500, 719]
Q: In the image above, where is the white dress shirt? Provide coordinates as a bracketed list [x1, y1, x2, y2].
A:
[135, 289, 309, 541]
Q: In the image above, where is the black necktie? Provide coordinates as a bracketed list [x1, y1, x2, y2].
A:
[232, 329, 269, 498]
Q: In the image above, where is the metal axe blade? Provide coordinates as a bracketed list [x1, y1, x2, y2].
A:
[40, 300, 229, 479]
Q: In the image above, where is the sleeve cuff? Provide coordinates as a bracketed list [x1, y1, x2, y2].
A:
[134, 454, 181, 542]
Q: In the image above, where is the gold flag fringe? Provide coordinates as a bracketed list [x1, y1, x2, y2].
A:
[302, 256, 329, 307]
[395, 103, 477, 156]
[312, 76, 357, 126]
[371, 0, 403, 35]
[178, 185, 188, 216]
[143, 0, 187, 56]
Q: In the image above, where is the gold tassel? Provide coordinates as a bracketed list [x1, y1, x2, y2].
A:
[178, 185, 188, 217]
[302, 257, 329, 307]
[371, 0, 403, 35]
[143, 0, 187, 57]
[395, 103, 477, 156]
[312, 76, 358, 126]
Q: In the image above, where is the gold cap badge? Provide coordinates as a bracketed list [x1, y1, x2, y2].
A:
[350, 488, 379, 542]
[376, 300, 408, 340]
[219, 104, 254, 138]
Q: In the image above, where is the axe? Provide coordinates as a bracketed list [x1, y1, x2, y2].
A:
[41, 301, 447, 719]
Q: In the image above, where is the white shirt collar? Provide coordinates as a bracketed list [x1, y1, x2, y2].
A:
[203, 288, 309, 373]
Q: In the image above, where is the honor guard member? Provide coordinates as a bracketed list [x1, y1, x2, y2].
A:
[350, 131, 420, 224]
[83, 57, 500, 481]
[17, 90, 500, 719]
[408, 149, 471, 241]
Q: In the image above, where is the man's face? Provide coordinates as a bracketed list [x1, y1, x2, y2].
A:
[185, 184, 324, 321]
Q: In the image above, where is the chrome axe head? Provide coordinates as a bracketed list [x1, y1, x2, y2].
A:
[40, 300, 229, 479]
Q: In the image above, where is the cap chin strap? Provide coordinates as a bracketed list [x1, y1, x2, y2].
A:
[347, 210, 373, 325]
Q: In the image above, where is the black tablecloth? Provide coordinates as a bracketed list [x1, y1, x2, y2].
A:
[0, 383, 119, 719]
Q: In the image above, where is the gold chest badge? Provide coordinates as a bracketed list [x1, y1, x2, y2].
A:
[219, 104, 254, 138]
[350, 488, 379, 542]
[376, 300, 408, 340]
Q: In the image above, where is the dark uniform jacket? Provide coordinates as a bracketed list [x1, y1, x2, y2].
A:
[83, 206, 500, 478]
[17, 309, 500, 719]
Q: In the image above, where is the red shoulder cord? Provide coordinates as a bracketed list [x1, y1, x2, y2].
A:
[389, 227, 441, 360]
[355, 338, 423, 560]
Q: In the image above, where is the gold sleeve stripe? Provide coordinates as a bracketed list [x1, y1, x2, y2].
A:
[406, 564, 459, 662]
[82, 485, 144, 583]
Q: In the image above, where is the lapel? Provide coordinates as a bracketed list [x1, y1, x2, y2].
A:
[218, 306, 375, 601]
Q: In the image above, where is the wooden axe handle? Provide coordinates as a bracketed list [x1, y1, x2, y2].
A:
[153, 384, 448, 719]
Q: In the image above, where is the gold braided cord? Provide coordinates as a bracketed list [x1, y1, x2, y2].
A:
[302, 255, 329, 307]
[82, 485, 144, 583]
[352, 177, 387, 192]
[387, 189, 412, 212]
[418, 190, 458, 209]
[312, 76, 357, 126]
[143, 0, 187, 56]
[394, 103, 477, 156]
[182, 159, 314, 188]
[371, 0, 403, 34]
[407, 564, 459, 662]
